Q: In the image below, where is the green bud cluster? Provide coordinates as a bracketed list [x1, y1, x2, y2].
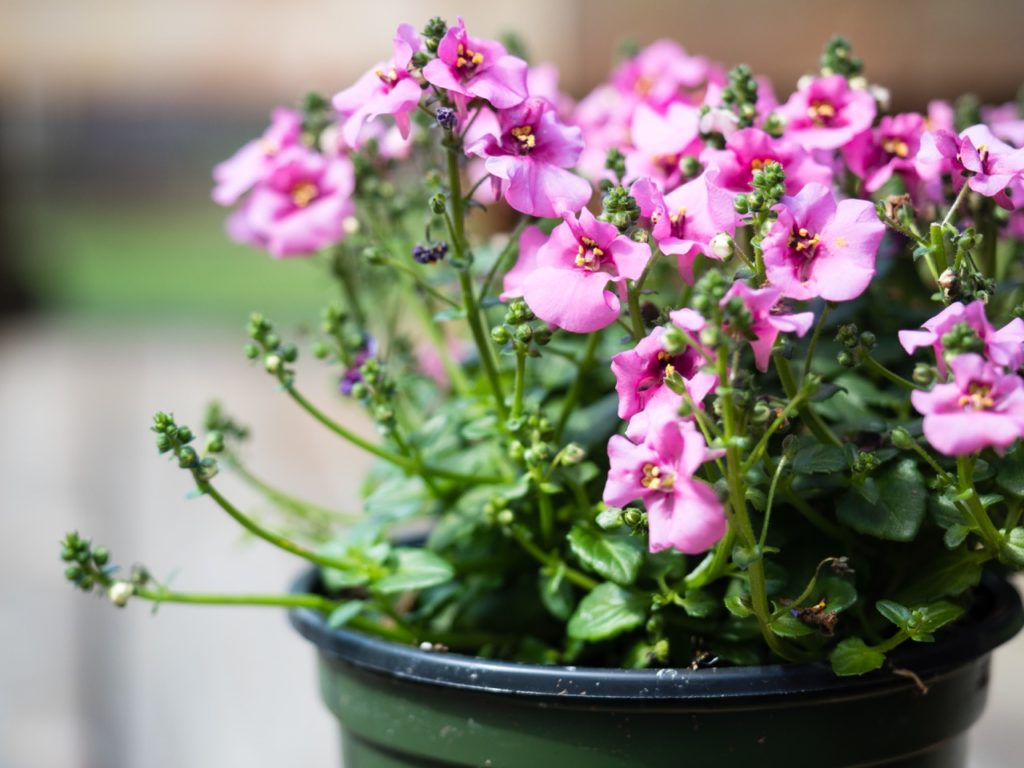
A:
[492, 299, 551, 356]
[940, 322, 985, 357]
[246, 313, 298, 385]
[300, 92, 333, 151]
[421, 17, 447, 54]
[819, 37, 862, 79]
[604, 148, 627, 183]
[719, 65, 759, 129]
[734, 160, 786, 215]
[152, 411, 219, 481]
[598, 185, 641, 232]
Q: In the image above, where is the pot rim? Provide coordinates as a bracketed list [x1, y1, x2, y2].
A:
[288, 569, 1022, 702]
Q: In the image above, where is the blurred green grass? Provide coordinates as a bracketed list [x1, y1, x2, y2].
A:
[19, 198, 335, 326]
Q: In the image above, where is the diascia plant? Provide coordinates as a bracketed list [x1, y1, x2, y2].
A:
[62, 20, 1024, 675]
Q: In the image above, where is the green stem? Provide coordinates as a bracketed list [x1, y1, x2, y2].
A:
[508, 524, 597, 590]
[226, 456, 358, 526]
[480, 216, 532, 302]
[555, 331, 601, 441]
[197, 480, 354, 571]
[684, 525, 736, 590]
[774, 354, 842, 447]
[941, 183, 971, 229]
[331, 248, 367, 326]
[283, 382, 499, 484]
[405, 285, 472, 396]
[957, 456, 1004, 553]
[511, 346, 527, 420]
[860, 352, 919, 391]
[801, 303, 833, 384]
[627, 280, 646, 341]
[759, 456, 787, 549]
[742, 391, 808, 473]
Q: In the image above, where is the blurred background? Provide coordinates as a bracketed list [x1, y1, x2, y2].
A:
[2, 1, 1023, 766]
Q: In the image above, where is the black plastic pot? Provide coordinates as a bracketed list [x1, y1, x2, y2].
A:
[290, 571, 1022, 767]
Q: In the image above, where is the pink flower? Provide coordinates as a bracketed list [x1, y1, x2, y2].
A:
[721, 282, 815, 371]
[226, 146, 355, 258]
[911, 354, 1024, 456]
[982, 103, 1024, 148]
[611, 325, 717, 420]
[701, 127, 833, 195]
[779, 75, 876, 151]
[631, 172, 738, 281]
[332, 23, 423, 149]
[919, 124, 1024, 208]
[422, 17, 528, 112]
[500, 225, 548, 300]
[843, 113, 934, 193]
[610, 40, 719, 109]
[466, 97, 592, 218]
[761, 182, 884, 302]
[624, 103, 702, 190]
[898, 300, 1024, 376]
[520, 209, 650, 333]
[212, 108, 302, 206]
[604, 419, 726, 555]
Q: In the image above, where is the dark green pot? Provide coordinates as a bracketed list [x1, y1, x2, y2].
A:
[290, 573, 1022, 768]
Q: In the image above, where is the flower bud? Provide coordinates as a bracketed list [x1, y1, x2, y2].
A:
[107, 581, 133, 608]
[890, 427, 915, 450]
[435, 107, 458, 131]
[491, 326, 510, 344]
[429, 193, 447, 215]
[709, 233, 734, 261]
[264, 354, 282, 374]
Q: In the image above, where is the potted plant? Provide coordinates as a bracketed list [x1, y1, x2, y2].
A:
[61, 16, 1024, 766]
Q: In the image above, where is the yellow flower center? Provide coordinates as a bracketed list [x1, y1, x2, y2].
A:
[807, 100, 836, 126]
[750, 158, 774, 172]
[881, 137, 910, 158]
[456, 43, 485, 69]
[290, 181, 319, 208]
[510, 125, 536, 150]
[788, 226, 821, 256]
[374, 66, 400, 85]
[575, 236, 604, 270]
[641, 463, 675, 491]
[958, 382, 995, 411]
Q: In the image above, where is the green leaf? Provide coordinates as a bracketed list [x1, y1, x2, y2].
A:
[326, 600, 365, 629]
[898, 551, 982, 604]
[724, 593, 754, 618]
[677, 589, 717, 618]
[770, 613, 816, 637]
[876, 599, 912, 630]
[731, 544, 763, 569]
[792, 444, 848, 474]
[539, 568, 575, 621]
[820, 576, 857, 613]
[911, 601, 964, 639]
[595, 507, 624, 530]
[831, 637, 886, 676]
[994, 446, 1024, 497]
[364, 475, 434, 521]
[567, 583, 647, 642]
[567, 526, 644, 586]
[836, 459, 926, 541]
[1001, 527, 1024, 568]
[372, 549, 454, 595]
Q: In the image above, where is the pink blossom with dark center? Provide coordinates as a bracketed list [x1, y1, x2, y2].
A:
[918, 124, 1024, 209]
[624, 103, 702, 190]
[761, 182, 884, 302]
[701, 127, 833, 195]
[722, 282, 815, 371]
[898, 300, 1024, 376]
[604, 419, 726, 555]
[911, 354, 1024, 455]
[631, 172, 739, 282]
[212, 108, 302, 206]
[422, 17, 528, 113]
[611, 325, 717, 421]
[779, 75, 876, 151]
[466, 97, 592, 217]
[610, 39, 720, 109]
[843, 113, 935, 193]
[332, 23, 423, 149]
[226, 146, 355, 258]
[520, 209, 650, 333]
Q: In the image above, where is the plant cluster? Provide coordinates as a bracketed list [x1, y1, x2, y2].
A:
[64, 19, 1024, 675]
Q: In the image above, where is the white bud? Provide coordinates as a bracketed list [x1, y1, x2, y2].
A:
[264, 354, 282, 373]
[848, 75, 868, 91]
[869, 84, 891, 112]
[108, 581, 133, 608]
[342, 216, 360, 235]
[797, 74, 815, 92]
[710, 233, 735, 260]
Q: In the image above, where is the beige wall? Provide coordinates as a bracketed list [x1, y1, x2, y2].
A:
[2, 0, 1023, 112]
